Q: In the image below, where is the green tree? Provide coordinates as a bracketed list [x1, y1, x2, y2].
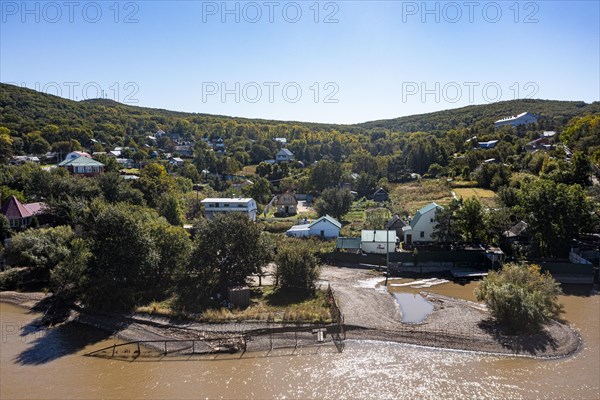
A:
[159, 192, 184, 226]
[0, 214, 10, 241]
[244, 176, 272, 204]
[78, 202, 187, 310]
[310, 160, 342, 192]
[50, 238, 91, 298]
[187, 213, 271, 299]
[456, 197, 486, 243]
[475, 263, 563, 333]
[365, 207, 391, 230]
[275, 240, 321, 291]
[519, 179, 594, 257]
[572, 151, 591, 187]
[5, 226, 74, 281]
[355, 173, 377, 198]
[431, 200, 460, 245]
[314, 188, 353, 220]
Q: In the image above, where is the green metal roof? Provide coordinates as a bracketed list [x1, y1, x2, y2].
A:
[59, 157, 105, 167]
[410, 202, 442, 228]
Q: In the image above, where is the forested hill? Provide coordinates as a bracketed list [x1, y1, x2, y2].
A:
[358, 99, 600, 133]
[1, 82, 598, 149]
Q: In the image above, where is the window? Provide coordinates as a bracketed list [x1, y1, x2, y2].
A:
[430, 218, 434, 223]
[420, 231, 425, 238]
[320, 230, 325, 237]
[224, 204, 230, 207]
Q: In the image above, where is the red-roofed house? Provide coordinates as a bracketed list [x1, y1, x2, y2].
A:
[0, 196, 47, 228]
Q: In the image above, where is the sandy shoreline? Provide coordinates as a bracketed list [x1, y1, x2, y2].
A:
[0, 267, 583, 359]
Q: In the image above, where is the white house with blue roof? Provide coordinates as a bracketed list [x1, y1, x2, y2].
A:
[402, 202, 443, 245]
[286, 215, 341, 239]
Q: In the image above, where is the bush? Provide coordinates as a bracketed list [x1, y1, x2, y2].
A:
[0, 268, 22, 290]
[475, 263, 563, 333]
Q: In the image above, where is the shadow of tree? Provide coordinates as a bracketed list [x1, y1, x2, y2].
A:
[14, 297, 120, 366]
[14, 320, 114, 366]
[478, 318, 558, 355]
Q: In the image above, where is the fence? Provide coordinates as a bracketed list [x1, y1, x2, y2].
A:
[86, 286, 346, 361]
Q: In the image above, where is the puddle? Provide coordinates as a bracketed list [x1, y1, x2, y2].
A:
[393, 293, 434, 323]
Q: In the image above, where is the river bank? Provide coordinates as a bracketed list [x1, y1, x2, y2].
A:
[0, 266, 583, 359]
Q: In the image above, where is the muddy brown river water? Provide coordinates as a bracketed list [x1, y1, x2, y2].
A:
[1, 281, 599, 399]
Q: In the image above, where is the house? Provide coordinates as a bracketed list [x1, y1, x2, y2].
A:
[274, 192, 298, 215]
[58, 152, 104, 177]
[200, 198, 258, 221]
[174, 145, 193, 157]
[494, 112, 538, 128]
[525, 131, 557, 152]
[502, 220, 529, 244]
[478, 140, 499, 149]
[372, 188, 389, 202]
[0, 196, 47, 229]
[286, 215, 341, 239]
[273, 137, 287, 146]
[386, 214, 408, 238]
[9, 156, 39, 165]
[115, 158, 134, 168]
[361, 230, 397, 254]
[169, 157, 185, 166]
[401, 202, 443, 245]
[276, 148, 294, 163]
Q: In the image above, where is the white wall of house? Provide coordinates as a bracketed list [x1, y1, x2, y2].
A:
[361, 230, 396, 254]
[403, 205, 440, 244]
[309, 219, 340, 238]
[202, 198, 257, 221]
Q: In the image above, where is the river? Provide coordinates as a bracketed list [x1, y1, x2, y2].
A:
[1, 281, 599, 399]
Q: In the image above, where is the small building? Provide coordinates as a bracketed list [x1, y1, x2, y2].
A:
[386, 214, 408, 238]
[274, 192, 298, 215]
[276, 148, 295, 163]
[174, 145, 193, 157]
[286, 215, 341, 239]
[273, 137, 287, 146]
[502, 220, 529, 244]
[169, 157, 185, 166]
[0, 196, 47, 229]
[9, 156, 39, 165]
[58, 153, 104, 177]
[360, 230, 396, 254]
[494, 112, 538, 128]
[478, 140, 499, 149]
[402, 202, 443, 245]
[336, 237, 362, 253]
[372, 188, 389, 202]
[525, 131, 557, 152]
[200, 198, 258, 221]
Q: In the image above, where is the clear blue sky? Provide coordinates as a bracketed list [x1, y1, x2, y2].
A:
[1, 1, 598, 124]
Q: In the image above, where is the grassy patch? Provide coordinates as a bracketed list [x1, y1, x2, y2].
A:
[240, 165, 257, 176]
[390, 179, 454, 213]
[453, 187, 497, 208]
[136, 286, 332, 324]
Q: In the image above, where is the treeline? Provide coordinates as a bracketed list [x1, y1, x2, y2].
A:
[433, 178, 597, 257]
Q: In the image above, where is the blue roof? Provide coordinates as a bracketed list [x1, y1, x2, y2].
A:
[309, 215, 342, 229]
[410, 202, 442, 228]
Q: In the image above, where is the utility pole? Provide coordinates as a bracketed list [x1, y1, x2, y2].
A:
[385, 230, 390, 286]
